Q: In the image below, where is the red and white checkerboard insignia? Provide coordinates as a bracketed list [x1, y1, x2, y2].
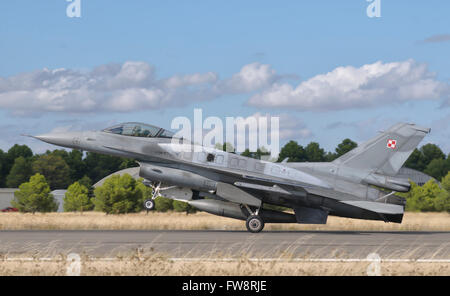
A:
[387, 139, 397, 149]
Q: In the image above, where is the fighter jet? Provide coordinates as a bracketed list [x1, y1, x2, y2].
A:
[30, 122, 430, 233]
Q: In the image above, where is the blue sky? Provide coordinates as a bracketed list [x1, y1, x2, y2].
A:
[0, 0, 449, 154]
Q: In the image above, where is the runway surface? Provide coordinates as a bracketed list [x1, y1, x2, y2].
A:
[0, 230, 449, 259]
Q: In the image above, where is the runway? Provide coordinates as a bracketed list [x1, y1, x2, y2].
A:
[0, 230, 449, 259]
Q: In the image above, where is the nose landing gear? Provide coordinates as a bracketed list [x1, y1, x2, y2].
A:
[143, 182, 161, 212]
[144, 199, 155, 211]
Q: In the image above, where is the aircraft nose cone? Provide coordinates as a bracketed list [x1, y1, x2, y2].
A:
[34, 132, 83, 148]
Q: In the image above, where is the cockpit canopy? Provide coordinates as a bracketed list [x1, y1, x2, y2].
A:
[102, 122, 174, 138]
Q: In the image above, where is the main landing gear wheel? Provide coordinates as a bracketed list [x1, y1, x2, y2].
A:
[144, 199, 155, 211]
[246, 215, 265, 233]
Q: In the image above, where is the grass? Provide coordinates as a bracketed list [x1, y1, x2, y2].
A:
[0, 211, 449, 231]
[0, 255, 449, 276]
[0, 211, 449, 275]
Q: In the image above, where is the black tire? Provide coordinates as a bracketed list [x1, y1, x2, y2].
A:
[144, 199, 155, 211]
[246, 215, 264, 233]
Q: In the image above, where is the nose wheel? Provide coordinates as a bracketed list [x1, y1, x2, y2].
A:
[246, 215, 265, 233]
[144, 199, 155, 211]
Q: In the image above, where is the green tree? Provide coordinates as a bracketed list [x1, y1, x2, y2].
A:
[403, 180, 447, 212]
[154, 196, 174, 212]
[6, 144, 33, 164]
[405, 148, 425, 171]
[421, 144, 445, 166]
[405, 144, 446, 172]
[32, 154, 71, 190]
[335, 139, 357, 157]
[93, 174, 144, 214]
[50, 149, 87, 183]
[84, 152, 133, 184]
[1, 145, 33, 187]
[305, 142, 325, 162]
[435, 171, 450, 212]
[77, 175, 94, 197]
[173, 200, 196, 214]
[0, 149, 5, 187]
[424, 158, 450, 181]
[63, 182, 92, 212]
[11, 173, 58, 213]
[119, 158, 139, 170]
[6, 156, 32, 188]
[434, 190, 450, 212]
[441, 171, 450, 192]
[277, 141, 306, 162]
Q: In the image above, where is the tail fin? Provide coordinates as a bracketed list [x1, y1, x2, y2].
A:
[333, 123, 431, 176]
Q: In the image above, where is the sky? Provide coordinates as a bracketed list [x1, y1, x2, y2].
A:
[0, 0, 449, 155]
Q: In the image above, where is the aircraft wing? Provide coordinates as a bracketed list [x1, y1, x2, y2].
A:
[234, 175, 361, 202]
[240, 174, 322, 191]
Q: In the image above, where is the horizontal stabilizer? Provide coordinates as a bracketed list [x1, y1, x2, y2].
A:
[340, 200, 404, 215]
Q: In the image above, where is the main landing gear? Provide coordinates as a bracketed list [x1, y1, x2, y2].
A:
[143, 182, 161, 212]
[246, 215, 264, 233]
[243, 204, 265, 233]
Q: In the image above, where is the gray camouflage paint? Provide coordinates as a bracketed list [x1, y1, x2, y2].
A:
[31, 122, 430, 225]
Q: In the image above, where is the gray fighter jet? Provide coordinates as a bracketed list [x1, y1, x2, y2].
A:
[30, 122, 430, 232]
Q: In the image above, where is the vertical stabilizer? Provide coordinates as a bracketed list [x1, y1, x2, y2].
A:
[333, 123, 431, 176]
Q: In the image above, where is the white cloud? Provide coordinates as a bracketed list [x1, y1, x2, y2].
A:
[217, 63, 277, 93]
[236, 112, 312, 142]
[2, 60, 447, 115]
[247, 60, 450, 111]
[162, 72, 218, 89]
[0, 61, 274, 115]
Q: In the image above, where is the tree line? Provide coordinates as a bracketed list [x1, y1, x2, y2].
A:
[0, 145, 138, 190]
[11, 173, 196, 214]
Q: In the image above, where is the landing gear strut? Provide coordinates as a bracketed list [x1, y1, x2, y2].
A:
[143, 182, 161, 212]
[243, 204, 265, 233]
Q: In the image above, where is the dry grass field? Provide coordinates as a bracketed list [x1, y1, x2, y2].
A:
[1, 211, 449, 276]
[0, 211, 449, 231]
[0, 256, 449, 276]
